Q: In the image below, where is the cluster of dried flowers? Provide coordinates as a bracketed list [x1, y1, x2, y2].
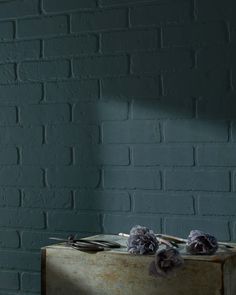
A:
[186, 230, 218, 255]
[127, 225, 159, 255]
[126, 225, 219, 279]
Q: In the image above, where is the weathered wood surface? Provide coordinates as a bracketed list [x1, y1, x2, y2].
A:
[42, 235, 236, 295]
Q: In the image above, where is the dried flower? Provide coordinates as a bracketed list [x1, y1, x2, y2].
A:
[186, 230, 218, 255]
[149, 247, 184, 278]
[127, 225, 159, 255]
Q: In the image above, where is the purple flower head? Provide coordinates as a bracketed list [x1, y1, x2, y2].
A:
[186, 230, 218, 255]
[149, 248, 184, 278]
[127, 225, 159, 255]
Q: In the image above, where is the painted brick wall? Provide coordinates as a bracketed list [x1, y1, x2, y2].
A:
[0, 0, 235, 293]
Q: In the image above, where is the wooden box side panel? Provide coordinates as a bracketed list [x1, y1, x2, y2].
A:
[41, 249, 46, 295]
[45, 248, 223, 295]
[224, 255, 236, 295]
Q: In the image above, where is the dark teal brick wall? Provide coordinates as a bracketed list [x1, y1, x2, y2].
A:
[0, 0, 234, 293]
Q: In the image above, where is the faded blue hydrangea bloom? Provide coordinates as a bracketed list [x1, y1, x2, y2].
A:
[149, 247, 184, 278]
[186, 230, 218, 255]
[127, 225, 159, 255]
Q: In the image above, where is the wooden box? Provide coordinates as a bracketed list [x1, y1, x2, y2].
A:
[41, 235, 236, 295]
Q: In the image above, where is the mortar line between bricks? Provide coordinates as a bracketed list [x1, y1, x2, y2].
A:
[15, 63, 20, 81]
[67, 14, 71, 34]
[192, 0, 198, 21]
[229, 70, 234, 92]
[71, 146, 75, 165]
[71, 190, 75, 209]
[193, 145, 197, 166]
[159, 27, 163, 48]
[98, 79, 102, 99]
[192, 195, 197, 215]
[15, 106, 20, 124]
[42, 126, 46, 144]
[69, 59, 73, 78]
[127, 7, 131, 28]
[16, 146, 21, 165]
[13, 19, 17, 40]
[68, 103, 73, 122]
[19, 189, 23, 207]
[40, 39, 44, 59]
[229, 170, 234, 192]
[98, 33, 102, 54]
[225, 21, 231, 44]
[228, 121, 233, 142]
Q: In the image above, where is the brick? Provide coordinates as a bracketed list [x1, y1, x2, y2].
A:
[103, 121, 160, 143]
[133, 145, 193, 166]
[0, 167, 43, 187]
[73, 55, 128, 78]
[46, 80, 99, 102]
[47, 124, 99, 144]
[0, 83, 42, 104]
[75, 145, 129, 166]
[18, 15, 68, 38]
[132, 97, 194, 119]
[165, 170, 230, 191]
[0, 64, 15, 83]
[43, 0, 96, 12]
[197, 95, 236, 119]
[72, 9, 127, 32]
[47, 167, 100, 188]
[22, 189, 72, 208]
[0, 208, 44, 229]
[0, 40, 40, 63]
[22, 146, 71, 166]
[0, 106, 17, 125]
[199, 194, 236, 216]
[197, 0, 235, 21]
[48, 212, 101, 232]
[197, 145, 236, 166]
[0, 147, 17, 165]
[164, 120, 228, 142]
[0, 251, 40, 271]
[20, 104, 70, 124]
[0, 271, 19, 290]
[75, 190, 131, 211]
[131, 49, 192, 73]
[101, 30, 158, 53]
[0, 0, 38, 19]
[103, 214, 161, 234]
[0, 127, 42, 145]
[73, 101, 128, 122]
[21, 272, 40, 292]
[164, 217, 230, 241]
[133, 192, 194, 214]
[163, 22, 226, 47]
[44, 36, 98, 57]
[163, 70, 228, 97]
[103, 168, 161, 189]
[130, 2, 191, 26]
[0, 230, 19, 248]
[102, 77, 159, 100]
[19, 60, 70, 81]
[21, 231, 70, 250]
[0, 21, 14, 40]
[197, 46, 236, 70]
[0, 189, 20, 207]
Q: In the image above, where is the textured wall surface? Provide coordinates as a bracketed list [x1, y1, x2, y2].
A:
[0, 0, 235, 293]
